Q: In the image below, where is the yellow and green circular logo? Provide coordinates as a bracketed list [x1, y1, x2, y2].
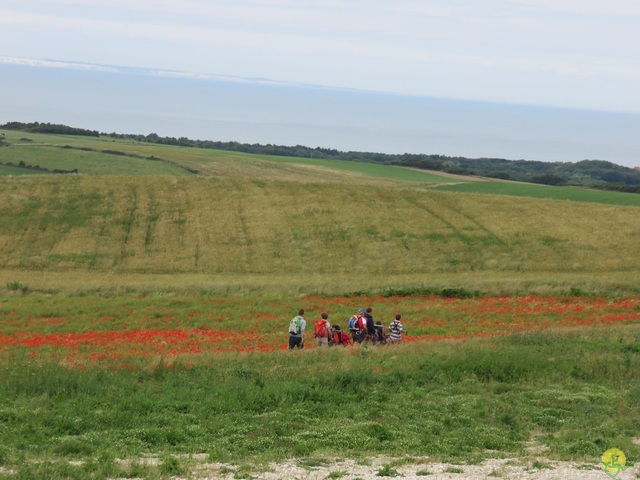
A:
[602, 448, 628, 477]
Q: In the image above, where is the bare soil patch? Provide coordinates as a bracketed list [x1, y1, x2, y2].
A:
[174, 455, 630, 479]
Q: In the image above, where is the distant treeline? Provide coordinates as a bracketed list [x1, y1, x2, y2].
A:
[2, 121, 640, 190]
[104, 131, 400, 163]
[0, 122, 100, 137]
[397, 156, 640, 189]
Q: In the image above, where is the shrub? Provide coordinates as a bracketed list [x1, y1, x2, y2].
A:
[440, 287, 474, 298]
[52, 438, 94, 456]
[160, 455, 184, 476]
[377, 464, 401, 477]
[327, 471, 348, 479]
[6, 281, 29, 294]
[444, 466, 464, 473]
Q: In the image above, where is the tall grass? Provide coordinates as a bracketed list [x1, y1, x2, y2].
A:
[0, 326, 639, 476]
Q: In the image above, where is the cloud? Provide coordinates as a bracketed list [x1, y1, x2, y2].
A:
[0, 55, 117, 72]
[2, 1, 639, 112]
[0, 55, 350, 89]
[511, 0, 640, 16]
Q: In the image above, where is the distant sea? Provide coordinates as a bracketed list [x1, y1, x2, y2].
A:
[1, 62, 639, 168]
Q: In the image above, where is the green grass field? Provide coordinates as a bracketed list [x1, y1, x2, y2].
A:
[3, 129, 639, 207]
[0, 164, 44, 176]
[1, 321, 639, 478]
[437, 180, 640, 206]
[1, 129, 640, 479]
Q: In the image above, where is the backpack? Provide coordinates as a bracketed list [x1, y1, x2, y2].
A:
[356, 316, 365, 330]
[389, 320, 402, 334]
[289, 316, 302, 335]
[332, 330, 351, 346]
[347, 317, 357, 330]
[314, 319, 328, 338]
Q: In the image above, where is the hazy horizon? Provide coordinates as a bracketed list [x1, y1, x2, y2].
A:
[1, 60, 639, 168]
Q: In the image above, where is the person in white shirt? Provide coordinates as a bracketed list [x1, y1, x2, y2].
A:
[288, 309, 307, 349]
[388, 314, 406, 343]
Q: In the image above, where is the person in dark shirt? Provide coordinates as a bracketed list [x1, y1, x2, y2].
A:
[364, 307, 375, 337]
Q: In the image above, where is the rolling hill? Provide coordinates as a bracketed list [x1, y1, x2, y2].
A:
[1, 129, 639, 295]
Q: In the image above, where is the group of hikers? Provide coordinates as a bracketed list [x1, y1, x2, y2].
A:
[288, 307, 406, 350]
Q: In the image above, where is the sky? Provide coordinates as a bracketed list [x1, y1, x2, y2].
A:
[1, 0, 640, 113]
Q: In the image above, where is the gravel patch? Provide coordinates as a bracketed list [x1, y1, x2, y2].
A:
[190, 456, 636, 480]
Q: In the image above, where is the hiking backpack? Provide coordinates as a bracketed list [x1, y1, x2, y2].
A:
[314, 319, 328, 338]
[289, 316, 302, 335]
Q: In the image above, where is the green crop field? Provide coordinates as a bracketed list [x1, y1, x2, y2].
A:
[1, 129, 640, 479]
[3, 129, 639, 206]
[437, 180, 640, 206]
[0, 164, 44, 176]
[0, 130, 457, 184]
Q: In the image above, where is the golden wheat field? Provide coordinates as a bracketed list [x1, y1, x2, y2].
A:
[1, 169, 639, 295]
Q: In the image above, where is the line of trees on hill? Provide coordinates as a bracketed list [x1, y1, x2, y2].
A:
[0, 122, 100, 137]
[396, 156, 640, 191]
[2, 122, 639, 191]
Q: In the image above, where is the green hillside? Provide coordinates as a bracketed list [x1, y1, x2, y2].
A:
[2, 129, 640, 206]
[2, 129, 640, 295]
[0, 130, 460, 185]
